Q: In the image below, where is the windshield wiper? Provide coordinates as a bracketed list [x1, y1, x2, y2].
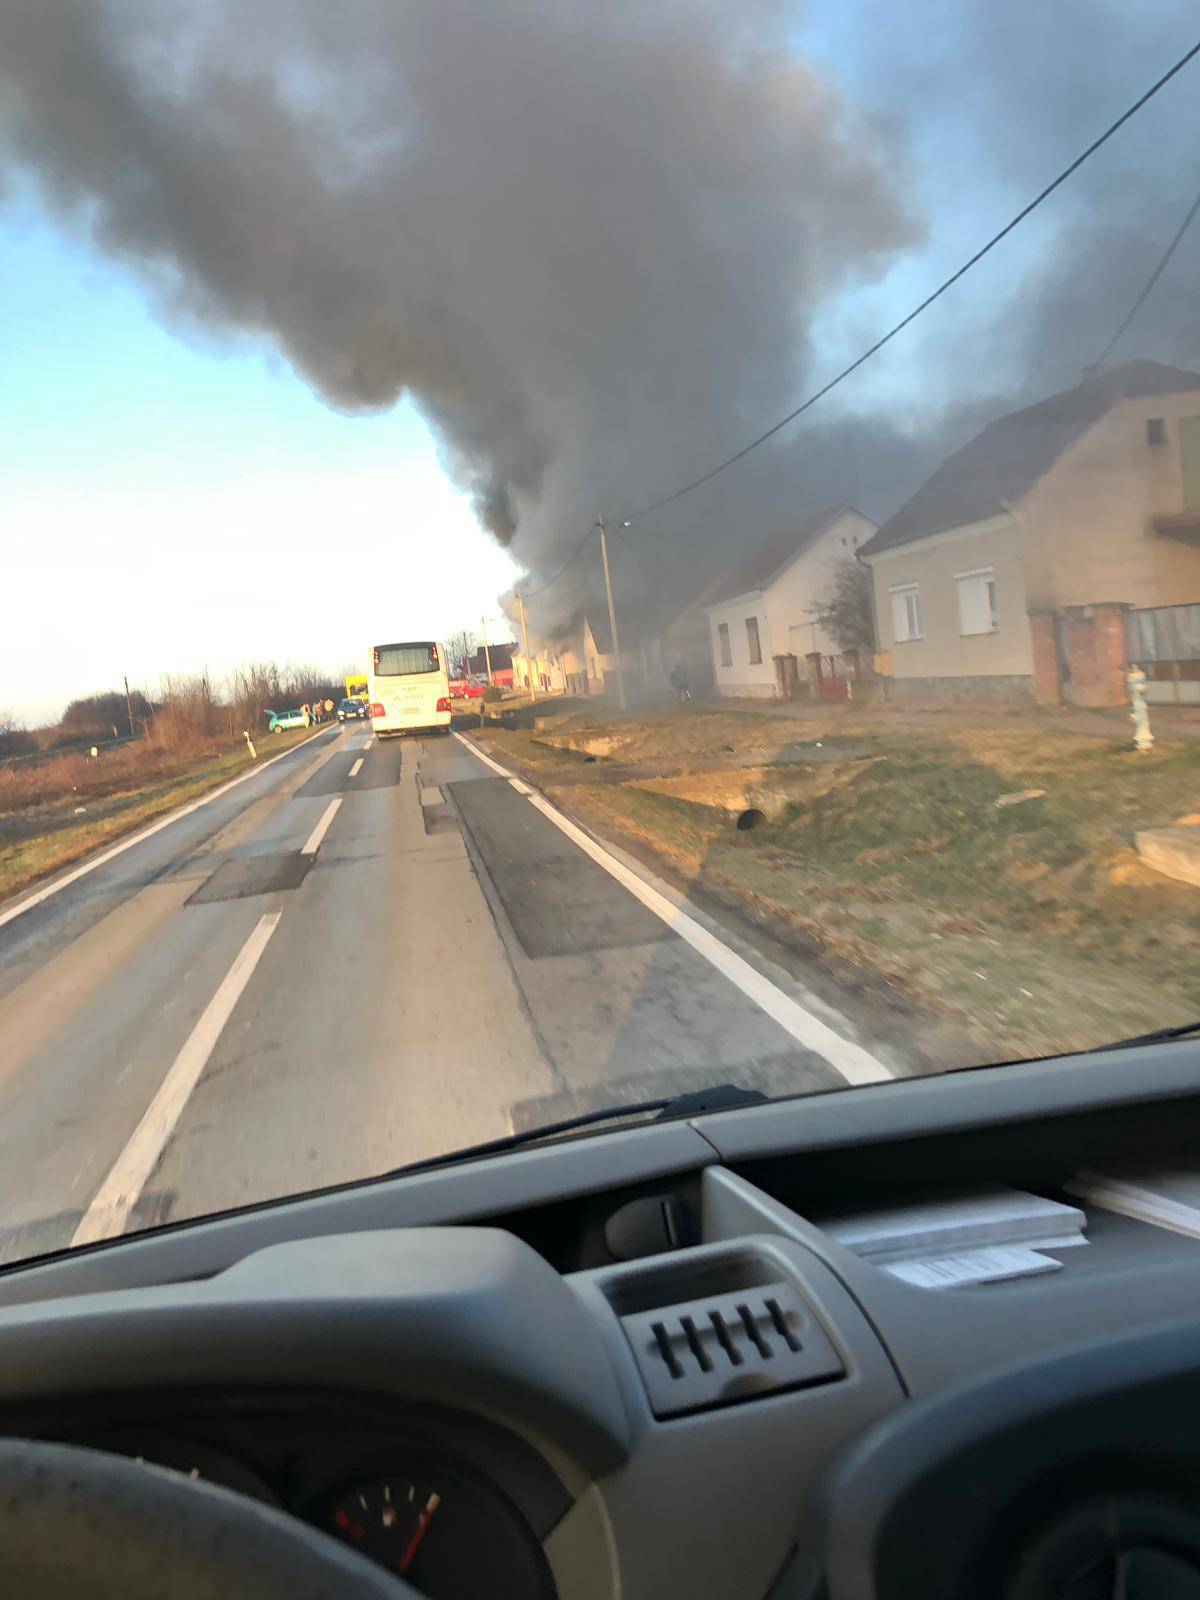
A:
[393, 1083, 768, 1176]
[1097, 1019, 1200, 1052]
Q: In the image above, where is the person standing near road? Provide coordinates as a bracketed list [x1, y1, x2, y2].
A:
[669, 661, 691, 703]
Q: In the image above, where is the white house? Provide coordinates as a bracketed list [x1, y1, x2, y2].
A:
[704, 506, 878, 697]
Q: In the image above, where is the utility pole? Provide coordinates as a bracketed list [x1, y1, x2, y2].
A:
[516, 589, 538, 702]
[481, 615, 494, 684]
[123, 674, 136, 738]
[596, 516, 627, 711]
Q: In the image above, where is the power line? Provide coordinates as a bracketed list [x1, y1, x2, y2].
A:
[622, 36, 1200, 525]
[519, 522, 595, 597]
[1096, 178, 1200, 367]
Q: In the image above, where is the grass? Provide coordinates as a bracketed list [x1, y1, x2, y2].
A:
[0, 724, 321, 905]
[471, 715, 1200, 1064]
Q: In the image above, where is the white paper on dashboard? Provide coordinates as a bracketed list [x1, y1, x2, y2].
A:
[818, 1187, 1087, 1265]
[885, 1244, 1064, 1288]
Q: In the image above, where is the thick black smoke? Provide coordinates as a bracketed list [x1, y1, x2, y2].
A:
[0, 0, 918, 570]
[2, 1, 1197, 636]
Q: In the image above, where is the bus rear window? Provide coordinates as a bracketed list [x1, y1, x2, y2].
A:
[373, 643, 439, 676]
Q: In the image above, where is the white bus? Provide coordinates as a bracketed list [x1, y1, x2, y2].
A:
[368, 640, 453, 736]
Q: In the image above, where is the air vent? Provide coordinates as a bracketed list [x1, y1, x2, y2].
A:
[620, 1281, 844, 1418]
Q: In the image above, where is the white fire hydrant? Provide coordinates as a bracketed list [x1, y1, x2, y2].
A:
[1127, 665, 1154, 753]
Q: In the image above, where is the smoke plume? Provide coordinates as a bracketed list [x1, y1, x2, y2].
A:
[2, 0, 1197, 633]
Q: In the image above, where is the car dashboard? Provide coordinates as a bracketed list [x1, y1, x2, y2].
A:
[3, 1040, 1200, 1598]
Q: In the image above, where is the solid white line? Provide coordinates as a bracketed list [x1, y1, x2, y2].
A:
[301, 797, 342, 855]
[509, 777, 532, 795]
[451, 731, 512, 777]
[72, 912, 282, 1245]
[450, 734, 890, 1086]
[525, 795, 892, 1086]
[349, 757, 364, 778]
[0, 727, 335, 933]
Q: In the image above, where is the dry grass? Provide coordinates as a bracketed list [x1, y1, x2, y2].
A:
[474, 713, 1200, 1064]
[0, 724, 319, 905]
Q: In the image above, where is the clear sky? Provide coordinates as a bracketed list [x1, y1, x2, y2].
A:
[0, 188, 518, 725]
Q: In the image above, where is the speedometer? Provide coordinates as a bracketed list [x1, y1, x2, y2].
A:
[318, 1459, 554, 1599]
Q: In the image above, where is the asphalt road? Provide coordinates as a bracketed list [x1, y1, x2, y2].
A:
[0, 723, 894, 1264]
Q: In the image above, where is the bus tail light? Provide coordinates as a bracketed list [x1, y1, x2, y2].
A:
[436, 697, 451, 714]
[370, 703, 385, 718]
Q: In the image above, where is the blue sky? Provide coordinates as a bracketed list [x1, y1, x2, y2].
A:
[0, 190, 518, 724]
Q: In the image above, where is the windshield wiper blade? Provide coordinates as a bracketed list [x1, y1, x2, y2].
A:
[392, 1083, 769, 1176]
[1097, 1019, 1200, 1052]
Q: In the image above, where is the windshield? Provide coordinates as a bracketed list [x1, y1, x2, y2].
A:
[2, 4, 1200, 1264]
[373, 643, 440, 677]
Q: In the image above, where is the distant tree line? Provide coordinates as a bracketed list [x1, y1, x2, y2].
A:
[2, 662, 346, 762]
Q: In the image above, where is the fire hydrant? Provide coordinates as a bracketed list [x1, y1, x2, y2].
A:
[1127, 664, 1154, 753]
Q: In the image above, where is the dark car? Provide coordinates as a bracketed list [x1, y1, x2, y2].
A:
[336, 699, 368, 721]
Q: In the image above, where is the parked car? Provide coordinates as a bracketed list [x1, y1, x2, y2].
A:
[448, 677, 470, 697]
[267, 708, 309, 732]
[336, 698, 368, 721]
[464, 676, 488, 699]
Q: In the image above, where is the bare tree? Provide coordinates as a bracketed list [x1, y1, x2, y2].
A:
[0, 710, 33, 759]
[445, 628, 477, 677]
[810, 558, 876, 653]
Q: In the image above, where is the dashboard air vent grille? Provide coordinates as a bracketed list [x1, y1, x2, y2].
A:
[621, 1282, 843, 1418]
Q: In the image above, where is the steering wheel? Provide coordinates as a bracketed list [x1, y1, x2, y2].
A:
[0, 1438, 417, 1598]
[808, 1317, 1200, 1600]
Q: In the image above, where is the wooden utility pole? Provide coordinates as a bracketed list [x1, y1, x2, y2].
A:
[481, 615, 494, 683]
[596, 517, 627, 711]
[517, 590, 538, 701]
[123, 674, 136, 738]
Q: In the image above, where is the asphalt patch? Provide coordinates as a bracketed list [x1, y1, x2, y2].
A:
[354, 739, 407, 790]
[187, 852, 312, 904]
[450, 777, 669, 959]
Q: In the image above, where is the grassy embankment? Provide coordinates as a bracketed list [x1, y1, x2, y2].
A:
[0, 724, 322, 904]
[474, 707, 1200, 1063]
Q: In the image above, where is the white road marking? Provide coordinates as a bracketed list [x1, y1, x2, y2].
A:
[419, 785, 445, 807]
[451, 731, 511, 777]
[349, 757, 364, 778]
[509, 777, 532, 795]
[301, 797, 342, 855]
[0, 727, 335, 933]
[71, 912, 282, 1245]
[452, 734, 891, 1087]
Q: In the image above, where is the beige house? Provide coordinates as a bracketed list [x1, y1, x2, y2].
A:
[860, 361, 1200, 706]
[704, 506, 877, 698]
[550, 612, 633, 696]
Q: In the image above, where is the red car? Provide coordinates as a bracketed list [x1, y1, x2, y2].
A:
[448, 677, 469, 697]
[464, 676, 488, 699]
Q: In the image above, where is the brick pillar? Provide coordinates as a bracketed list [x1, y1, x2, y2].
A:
[1062, 604, 1130, 706]
[1028, 611, 1062, 707]
[805, 652, 823, 695]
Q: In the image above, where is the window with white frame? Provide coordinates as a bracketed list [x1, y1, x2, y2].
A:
[717, 621, 732, 667]
[890, 583, 923, 642]
[745, 616, 762, 664]
[957, 568, 998, 635]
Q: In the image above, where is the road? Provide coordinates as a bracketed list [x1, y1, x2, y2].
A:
[0, 723, 894, 1264]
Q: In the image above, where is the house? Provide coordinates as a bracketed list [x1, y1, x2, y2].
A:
[859, 360, 1200, 706]
[467, 641, 518, 688]
[511, 645, 566, 694]
[703, 506, 878, 698]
